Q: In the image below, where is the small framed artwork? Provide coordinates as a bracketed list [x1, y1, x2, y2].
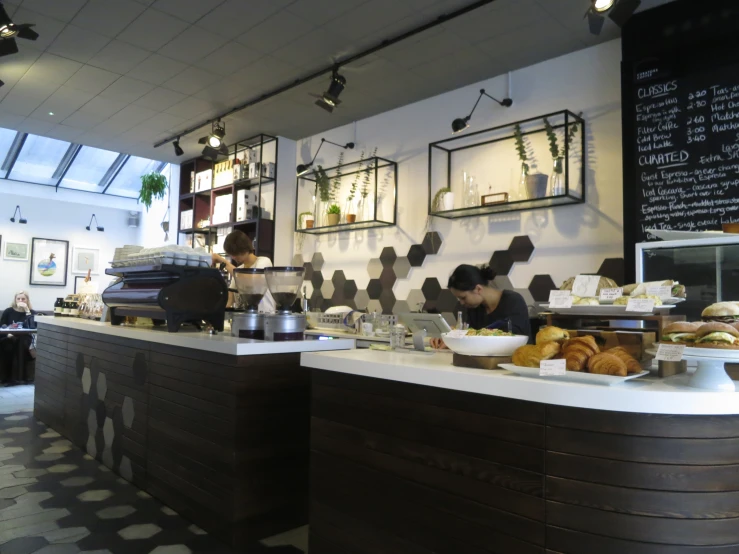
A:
[30, 238, 69, 287]
[481, 192, 509, 206]
[3, 241, 28, 261]
[72, 246, 100, 275]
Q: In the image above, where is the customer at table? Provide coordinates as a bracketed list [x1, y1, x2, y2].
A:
[0, 291, 37, 385]
[431, 264, 531, 348]
[211, 230, 275, 312]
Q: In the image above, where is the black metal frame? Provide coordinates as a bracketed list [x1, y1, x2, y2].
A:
[427, 109, 586, 219]
[294, 156, 398, 235]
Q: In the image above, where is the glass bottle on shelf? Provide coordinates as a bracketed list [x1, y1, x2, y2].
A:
[233, 156, 242, 182]
[518, 163, 528, 200]
[550, 157, 564, 196]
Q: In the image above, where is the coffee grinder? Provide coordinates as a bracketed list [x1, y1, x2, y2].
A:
[264, 267, 306, 341]
[231, 268, 267, 340]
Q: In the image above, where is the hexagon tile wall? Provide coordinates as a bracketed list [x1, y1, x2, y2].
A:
[295, 233, 625, 322]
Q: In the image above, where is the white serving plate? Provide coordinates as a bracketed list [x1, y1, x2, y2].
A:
[540, 304, 676, 316]
[599, 297, 685, 306]
[442, 333, 529, 356]
[646, 229, 734, 241]
[499, 364, 649, 386]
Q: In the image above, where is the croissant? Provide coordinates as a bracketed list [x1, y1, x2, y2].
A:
[512, 342, 561, 368]
[607, 347, 642, 374]
[563, 335, 600, 356]
[587, 353, 627, 376]
[563, 348, 589, 371]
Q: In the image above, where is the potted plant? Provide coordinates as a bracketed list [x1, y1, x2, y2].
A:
[326, 203, 341, 225]
[299, 211, 314, 229]
[138, 172, 168, 211]
[432, 187, 454, 213]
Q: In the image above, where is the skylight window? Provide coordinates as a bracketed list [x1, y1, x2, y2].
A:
[59, 145, 120, 192]
[9, 134, 71, 185]
[105, 156, 166, 198]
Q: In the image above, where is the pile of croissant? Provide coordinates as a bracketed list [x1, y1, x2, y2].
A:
[512, 327, 642, 377]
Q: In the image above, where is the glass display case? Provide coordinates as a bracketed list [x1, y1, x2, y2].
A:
[636, 236, 739, 320]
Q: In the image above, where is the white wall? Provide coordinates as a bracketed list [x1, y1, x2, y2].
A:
[274, 137, 298, 265]
[294, 40, 624, 301]
[0, 190, 141, 310]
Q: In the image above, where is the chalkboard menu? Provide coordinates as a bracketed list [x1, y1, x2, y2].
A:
[634, 66, 739, 242]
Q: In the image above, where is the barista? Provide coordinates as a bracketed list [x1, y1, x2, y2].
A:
[212, 231, 275, 312]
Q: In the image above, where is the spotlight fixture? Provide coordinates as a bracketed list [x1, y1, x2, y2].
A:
[0, 2, 38, 58]
[315, 68, 347, 113]
[198, 120, 228, 159]
[9, 205, 26, 224]
[173, 138, 184, 157]
[586, 0, 640, 35]
[296, 138, 355, 176]
[86, 214, 104, 232]
[451, 88, 513, 134]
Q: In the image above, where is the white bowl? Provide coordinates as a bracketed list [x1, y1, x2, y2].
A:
[442, 333, 529, 357]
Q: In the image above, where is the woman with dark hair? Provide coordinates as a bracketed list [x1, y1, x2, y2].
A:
[434, 264, 531, 344]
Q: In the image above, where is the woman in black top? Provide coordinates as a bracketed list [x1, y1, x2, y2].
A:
[431, 265, 531, 347]
[0, 291, 36, 385]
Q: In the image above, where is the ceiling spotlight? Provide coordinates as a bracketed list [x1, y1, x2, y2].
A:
[86, 214, 104, 232]
[587, 0, 641, 35]
[10, 205, 26, 224]
[198, 120, 228, 159]
[0, 3, 38, 58]
[173, 138, 184, 157]
[451, 88, 513, 134]
[315, 68, 346, 113]
[296, 138, 355, 176]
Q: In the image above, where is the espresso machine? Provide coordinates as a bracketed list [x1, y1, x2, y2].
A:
[231, 268, 267, 340]
[264, 267, 306, 341]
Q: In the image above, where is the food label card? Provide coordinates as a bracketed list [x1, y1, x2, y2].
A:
[540, 359, 567, 376]
[548, 290, 573, 309]
[646, 285, 673, 300]
[572, 275, 600, 298]
[656, 343, 686, 362]
[599, 287, 623, 302]
[626, 298, 655, 313]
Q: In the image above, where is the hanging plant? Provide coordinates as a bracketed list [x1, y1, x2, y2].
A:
[565, 112, 583, 152]
[348, 150, 364, 204]
[139, 172, 168, 211]
[315, 165, 331, 202]
[513, 124, 529, 174]
[330, 151, 344, 204]
[361, 147, 378, 198]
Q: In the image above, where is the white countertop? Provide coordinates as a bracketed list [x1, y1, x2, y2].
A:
[301, 349, 739, 415]
[37, 318, 355, 356]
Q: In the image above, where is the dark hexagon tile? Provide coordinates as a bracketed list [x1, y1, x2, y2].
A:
[303, 262, 314, 281]
[76, 353, 85, 379]
[331, 288, 345, 306]
[95, 400, 107, 429]
[320, 298, 333, 312]
[311, 252, 324, 271]
[379, 267, 396, 288]
[421, 278, 442, 301]
[379, 246, 397, 268]
[489, 250, 513, 277]
[379, 289, 396, 315]
[132, 353, 147, 386]
[508, 235, 535, 262]
[393, 256, 411, 279]
[367, 279, 383, 300]
[422, 299, 438, 313]
[436, 290, 461, 314]
[407, 244, 426, 267]
[528, 274, 558, 302]
[310, 270, 324, 290]
[343, 280, 358, 299]
[309, 290, 323, 310]
[331, 270, 347, 289]
[598, 257, 625, 286]
[422, 231, 443, 255]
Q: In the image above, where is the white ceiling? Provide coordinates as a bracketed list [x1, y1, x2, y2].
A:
[0, 0, 673, 163]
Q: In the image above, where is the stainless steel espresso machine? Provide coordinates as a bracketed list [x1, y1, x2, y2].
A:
[264, 267, 306, 341]
[231, 268, 268, 340]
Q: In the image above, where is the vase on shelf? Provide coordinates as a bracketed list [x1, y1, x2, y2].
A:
[550, 157, 564, 196]
[517, 164, 528, 200]
[525, 173, 548, 199]
[343, 198, 357, 224]
[314, 198, 326, 227]
[358, 194, 372, 221]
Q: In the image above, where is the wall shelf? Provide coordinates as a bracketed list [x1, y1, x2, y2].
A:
[428, 110, 585, 219]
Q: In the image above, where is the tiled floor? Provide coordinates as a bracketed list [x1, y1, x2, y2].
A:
[0, 386, 308, 554]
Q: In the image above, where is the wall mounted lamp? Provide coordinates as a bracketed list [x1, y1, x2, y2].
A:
[451, 88, 513, 134]
[86, 214, 104, 232]
[296, 138, 355, 176]
[586, 0, 640, 35]
[315, 68, 347, 113]
[173, 137, 184, 157]
[10, 205, 26, 224]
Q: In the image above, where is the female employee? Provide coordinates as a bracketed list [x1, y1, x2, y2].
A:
[0, 291, 37, 384]
[431, 265, 531, 347]
[211, 230, 275, 312]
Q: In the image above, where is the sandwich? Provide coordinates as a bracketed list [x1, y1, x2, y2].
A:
[573, 297, 599, 306]
[623, 280, 684, 298]
[661, 322, 701, 344]
[694, 322, 739, 349]
[560, 276, 618, 294]
[702, 302, 739, 323]
[613, 294, 662, 306]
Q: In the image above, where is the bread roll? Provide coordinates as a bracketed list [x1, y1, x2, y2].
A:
[587, 353, 627, 376]
[536, 326, 570, 345]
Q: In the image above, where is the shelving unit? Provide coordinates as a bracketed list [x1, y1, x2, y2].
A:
[295, 155, 397, 235]
[177, 133, 278, 259]
[428, 110, 585, 219]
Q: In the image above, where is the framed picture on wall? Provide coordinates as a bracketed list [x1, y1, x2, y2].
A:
[29, 238, 69, 287]
[74, 276, 99, 294]
[4, 241, 29, 261]
[72, 246, 100, 275]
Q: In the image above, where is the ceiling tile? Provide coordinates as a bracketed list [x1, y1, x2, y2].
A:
[46, 25, 111, 63]
[232, 56, 298, 89]
[152, 0, 225, 23]
[286, 0, 369, 26]
[94, 104, 159, 135]
[62, 110, 110, 130]
[32, 86, 97, 123]
[126, 54, 188, 85]
[161, 66, 221, 95]
[65, 65, 121, 95]
[195, 0, 289, 39]
[164, 96, 215, 118]
[119, 124, 162, 142]
[444, 0, 544, 42]
[71, 0, 147, 37]
[87, 40, 152, 74]
[0, 113, 26, 129]
[235, 9, 315, 53]
[98, 76, 155, 103]
[8, 6, 66, 51]
[19, 0, 87, 22]
[17, 117, 56, 136]
[386, 29, 469, 69]
[194, 41, 262, 77]
[74, 96, 129, 118]
[158, 25, 228, 63]
[136, 111, 186, 132]
[192, 77, 248, 105]
[0, 49, 43, 87]
[10, 75, 60, 102]
[323, 0, 413, 41]
[118, 7, 190, 51]
[44, 124, 86, 142]
[133, 87, 187, 111]
[24, 53, 83, 86]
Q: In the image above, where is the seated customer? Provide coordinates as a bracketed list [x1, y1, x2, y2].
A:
[0, 291, 36, 385]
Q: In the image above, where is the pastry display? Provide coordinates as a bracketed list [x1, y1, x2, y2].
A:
[661, 322, 701, 344]
[561, 336, 599, 372]
[613, 294, 663, 306]
[587, 353, 628, 376]
[701, 302, 739, 323]
[607, 346, 643, 374]
[693, 322, 739, 349]
[560, 275, 618, 294]
[535, 326, 570, 345]
[512, 342, 561, 368]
